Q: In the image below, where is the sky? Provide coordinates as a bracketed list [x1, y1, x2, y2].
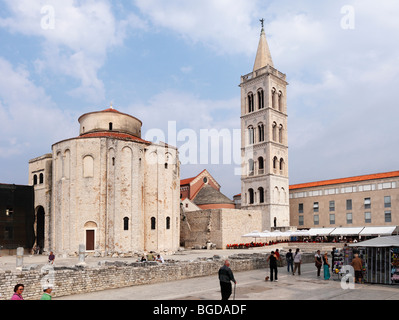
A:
[0, 0, 399, 199]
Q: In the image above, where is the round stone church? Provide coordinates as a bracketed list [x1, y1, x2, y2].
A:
[29, 106, 180, 256]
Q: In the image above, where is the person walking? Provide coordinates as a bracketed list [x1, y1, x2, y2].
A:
[40, 287, 53, 300]
[286, 249, 293, 273]
[11, 284, 24, 300]
[351, 253, 363, 283]
[267, 251, 278, 281]
[218, 260, 236, 300]
[293, 248, 302, 275]
[315, 250, 322, 277]
[323, 252, 330, 280]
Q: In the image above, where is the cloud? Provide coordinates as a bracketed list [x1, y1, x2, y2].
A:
[0, 56, 77, 183]
[0, 0, 144, 103]
[134, 0, 260, 56]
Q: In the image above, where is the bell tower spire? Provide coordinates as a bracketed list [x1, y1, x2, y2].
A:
[253, 19, 274, 71]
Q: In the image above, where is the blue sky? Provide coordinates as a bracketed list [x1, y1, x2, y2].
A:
[1, 0, 399, 199]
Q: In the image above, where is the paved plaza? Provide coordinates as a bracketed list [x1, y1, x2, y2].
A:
[55, 262, 399, 300]
[1, 246, 399, 301]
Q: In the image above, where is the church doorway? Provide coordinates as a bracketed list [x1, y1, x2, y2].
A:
[84, 221, 97, 251]
[36, 206, 45, 253]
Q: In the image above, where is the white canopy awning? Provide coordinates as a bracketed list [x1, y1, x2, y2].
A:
[359, 226, 397, 236]
[330, 227, 364, 236]
[308, 228, 335, 236]
[349, 235, 399, 248]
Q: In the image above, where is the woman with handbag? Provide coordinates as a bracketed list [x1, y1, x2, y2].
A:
[315, 250, 322, 277]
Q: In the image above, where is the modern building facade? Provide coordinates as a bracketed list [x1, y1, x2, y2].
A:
[29, 106, 180, 256]
[239, 25, 290, 230]
[289, 171, 399, 230]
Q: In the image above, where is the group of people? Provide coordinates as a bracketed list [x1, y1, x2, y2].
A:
[219, 247, 365, 300]
[10, 284, 52, 300]
[140, 253, 164, 263]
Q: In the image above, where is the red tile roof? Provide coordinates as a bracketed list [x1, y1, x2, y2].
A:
[289, 170, 399, 190]
[79, 131, 150, 144]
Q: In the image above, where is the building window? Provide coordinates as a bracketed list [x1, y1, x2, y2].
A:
[151, 217, 156, 230]
[313, 215, 319, 225]
[272, 122, 277, 141]
[298, 203, 303, 214]
[278, 91, 283, 111]
[248, 93, 254, 113]
[278, 125, 283, 144]
[258, 124, 265, 142]
[346, 213, 353, 224]
[109, 122, 113, 130]
[123, 217, 129, 231]
[365, 212, 371, 223]
[364, 198, 371, 209]
[248, 159, 254, 176]
[384, 196, 391, 208]
[258, 187, 264, 203]
[258, 157, 264, 174]
[385, 211, 392, 223]
[248, 189, 254, 204]
[39, 173, 44, 184]
[279, 158, 284, 172]
[33, 174, 38, 185]
[329, 214, 335, 225]
[329, 201, 335, 212]
[257, 89, 264, 109]
[298, 216, 304, 226]
[166, 217, 171, 230]
[313, 202, 319, 213]
[248, 126, 254, 145]
[346, 199, 352, 211]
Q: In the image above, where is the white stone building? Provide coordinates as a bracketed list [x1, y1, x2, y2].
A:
[29, 107, 180, 256]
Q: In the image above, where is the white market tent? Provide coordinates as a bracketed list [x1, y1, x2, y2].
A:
[359, 226, 398, 237]
[330, 227, 365, 236]
[349, 235, 399, 248]
[308, 228, 335, 236]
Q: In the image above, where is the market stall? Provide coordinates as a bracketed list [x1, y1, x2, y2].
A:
[349, 236, 399, 285]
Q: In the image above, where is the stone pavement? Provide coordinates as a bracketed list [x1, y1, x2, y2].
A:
[55, 262, 399, 300]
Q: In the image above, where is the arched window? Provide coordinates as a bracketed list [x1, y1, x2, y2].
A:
[257, 89, 264, 109]
[278, 91, 283, 112]
[258, 123, 264, 142]
[248, 126, 254, 145]
[123, 217, 129, 231]
[280, 158, 285, 172]
[279, 124, 283, 143]
[258, 187, 264, 203]
[33, 174, 38, 185]
[258, 157, 264, 174]
[273, 156, 278, 169]
[272, 122, 277, 141]
[39, 173, 44, 184]
[271, 88, 277, 109]
[109, 122, 113, 131]
[248, 159, 254, 175]
[166, 217, 171, 230]
[248, 92, 254, 113]
[151, 217, 156, 230]
[248, 188, 254, 204]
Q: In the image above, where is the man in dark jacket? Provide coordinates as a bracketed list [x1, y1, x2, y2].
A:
[218, 260, 236, 300]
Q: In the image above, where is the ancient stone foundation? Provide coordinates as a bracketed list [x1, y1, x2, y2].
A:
[0, 253, 314, 300]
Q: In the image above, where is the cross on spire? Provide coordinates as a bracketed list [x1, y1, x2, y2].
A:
[260, 18, 265, 28]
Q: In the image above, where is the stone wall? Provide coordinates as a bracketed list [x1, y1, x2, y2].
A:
[180, 208, 262, 249]
[0, 253, 316, 300]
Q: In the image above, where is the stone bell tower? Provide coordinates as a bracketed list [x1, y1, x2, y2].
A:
[240, 21, 290, 231]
